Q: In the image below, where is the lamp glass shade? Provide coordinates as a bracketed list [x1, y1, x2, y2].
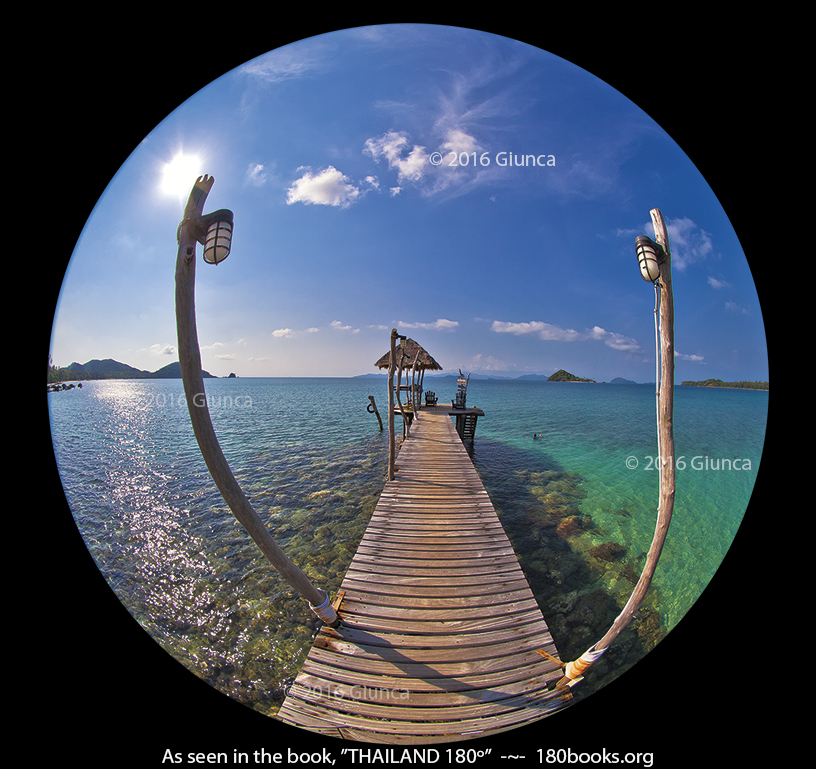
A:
[636, 236, 661, 282]
[203, 219, 232, 265]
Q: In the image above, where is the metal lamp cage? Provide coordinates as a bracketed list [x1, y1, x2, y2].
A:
[203, 213, 234, 265]
[635, 235, 665, 283]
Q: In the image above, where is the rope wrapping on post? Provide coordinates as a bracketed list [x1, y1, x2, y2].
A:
[560, 647, 607, 684]
[309, 592, 342, 628]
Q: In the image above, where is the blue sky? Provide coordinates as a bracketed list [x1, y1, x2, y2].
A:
[50, 24, 767, 382]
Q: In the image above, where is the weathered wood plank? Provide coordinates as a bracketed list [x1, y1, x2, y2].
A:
[342, 569, 524, 587]
[318, 619, 552, 649]
[318, 609, 549, 636]
[339, 576, 532, 598]
[338, 597, 540, 617]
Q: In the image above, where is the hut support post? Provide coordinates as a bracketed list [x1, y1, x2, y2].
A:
[175, 175, 339, 628]
[557, 208, 675, 687]
[410, 360, 419, 420]
[387, 329, 399, 480]
[396, 350, 408, 438]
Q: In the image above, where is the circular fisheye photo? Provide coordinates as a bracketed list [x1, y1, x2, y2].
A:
[48, 23, 767, 752]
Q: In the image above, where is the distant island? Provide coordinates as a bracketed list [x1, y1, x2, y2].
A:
[48, 357, 216, 383]
[681, 379, 768, 391]
[546, 369, 596, 383]
[357, 369, 610, 383]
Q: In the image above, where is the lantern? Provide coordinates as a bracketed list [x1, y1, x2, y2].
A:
[202, 210, 234, 265]
[635, 235, 666, 283]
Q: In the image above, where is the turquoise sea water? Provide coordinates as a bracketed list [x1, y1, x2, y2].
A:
[48, 377, 767, 716]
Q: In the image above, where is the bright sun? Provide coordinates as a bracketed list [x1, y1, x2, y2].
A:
[161, 153, 203, 198]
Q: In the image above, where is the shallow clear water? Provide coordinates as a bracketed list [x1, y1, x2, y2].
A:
[48, 376, 767, 714]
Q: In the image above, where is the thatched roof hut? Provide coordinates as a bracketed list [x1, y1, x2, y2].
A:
[374, 338, 443, 371]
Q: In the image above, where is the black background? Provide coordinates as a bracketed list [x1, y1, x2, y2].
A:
[39, 16, 772, 766]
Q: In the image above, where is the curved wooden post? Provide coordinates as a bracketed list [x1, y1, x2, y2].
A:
[557, 208, 675, 686]
[367, 395, 383, 430]
[175, 175, 339, 627]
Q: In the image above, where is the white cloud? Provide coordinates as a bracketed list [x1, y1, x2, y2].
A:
[240, 46, 328, 84]
[615, 227, 642, 238]
[708, 276, 730, 289]
[666, 218, 714, 270]
[150, 343, 176, 356]
[471, 353, 512, 371]
[586, 326, 642, 352]
[491, 320, 583, 342]
[440, 128, 482, 156]
[619, 217, 716, 271]
[215, 353, 237, 360]
[397, 318, 459, 331]
[286, 166, 361, 208]
[492, 320, 640, 352]
[725, 301, 750, 315]
[675, 351, 705, 361]
[272, 326, 321, 338]
[246, 163, 267, 187]
[330, 320, 360, 333]
[362, 124, 500, 200]
[364, 131, 429, 184]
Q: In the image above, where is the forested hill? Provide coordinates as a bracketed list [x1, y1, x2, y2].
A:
[48, 358, 216, 382]
[546, 369, 596, 383]
[681, 379, 768, 390]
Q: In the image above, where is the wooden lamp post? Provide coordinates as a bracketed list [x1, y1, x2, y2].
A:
[556, 208, 675, 688]
[175, 175, 340, 628]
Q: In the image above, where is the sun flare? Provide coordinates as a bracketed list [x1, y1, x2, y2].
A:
[160, 153, 203, 199]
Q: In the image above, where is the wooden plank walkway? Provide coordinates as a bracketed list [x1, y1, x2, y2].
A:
[277, 408, 571, 742]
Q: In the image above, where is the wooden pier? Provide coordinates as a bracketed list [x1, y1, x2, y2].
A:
[277, 407, 571, 742]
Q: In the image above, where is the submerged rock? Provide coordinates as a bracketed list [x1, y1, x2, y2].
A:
[590, 542, 627, 561]
[556, 514, 592, 537]
[634, 606, 666, 648]
[549, 589, 579, 615]
[621, 563, 640, 584]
